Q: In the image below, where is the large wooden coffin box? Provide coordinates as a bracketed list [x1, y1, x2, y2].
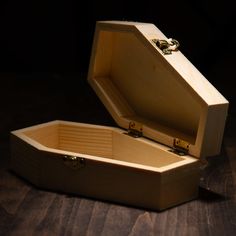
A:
[11, 21, 229, 211]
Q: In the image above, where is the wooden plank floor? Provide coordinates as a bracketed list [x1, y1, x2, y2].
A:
[0, 73, 236, 235]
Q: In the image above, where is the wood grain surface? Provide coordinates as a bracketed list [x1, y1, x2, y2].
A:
[0, 74, 236, 235]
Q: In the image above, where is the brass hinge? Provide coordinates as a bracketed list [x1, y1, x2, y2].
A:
[152, 38, 180, 55]
[170, 138, 190, 156]
[63, 156, 86, 170]
[126, 121, 143, 138]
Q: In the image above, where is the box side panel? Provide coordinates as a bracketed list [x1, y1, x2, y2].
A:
[38, 152, 163, 210]
[38, 151, 200, 210]
[11, 131, 200, 211]
[200, 103, 229, 157]
[159, 162, 200, 210]
[10, 134, 43, 186]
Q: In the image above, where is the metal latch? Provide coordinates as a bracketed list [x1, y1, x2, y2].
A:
[63, 156, 86, 170]
[152, 38, 180, 55]
[126, 121, 143, 138]
[170, 138, 190, 156]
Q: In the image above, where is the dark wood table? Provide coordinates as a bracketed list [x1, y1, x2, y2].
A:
[1, 74, 236, 235]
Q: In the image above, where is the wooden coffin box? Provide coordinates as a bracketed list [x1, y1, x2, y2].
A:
[11, 21, 229, 211]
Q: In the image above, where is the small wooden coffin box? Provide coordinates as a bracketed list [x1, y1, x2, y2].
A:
[11, 21, 229, 210]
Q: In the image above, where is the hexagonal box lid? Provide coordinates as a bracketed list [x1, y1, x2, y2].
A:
[88, 21, 228, 159]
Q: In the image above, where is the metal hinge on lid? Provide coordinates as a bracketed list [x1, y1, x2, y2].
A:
[126, 121, 143, 138]
[170, 138, 190, 156]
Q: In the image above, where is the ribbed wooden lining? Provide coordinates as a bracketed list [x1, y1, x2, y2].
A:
[24, 124, 59, 149]
[58, 124, 113, 158]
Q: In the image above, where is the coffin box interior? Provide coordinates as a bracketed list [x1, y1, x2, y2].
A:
[11, 21, 229, 210]
[12, 121, 198, 169]
[11, 120, 200, 210]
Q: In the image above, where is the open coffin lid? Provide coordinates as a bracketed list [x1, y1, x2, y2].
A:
[88, 21, 229, 159]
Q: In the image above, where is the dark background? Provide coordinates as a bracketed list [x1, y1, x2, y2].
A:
[1, 1, 235, 75]
[1, 1, 236, 235]
[0, 0, 235, 155]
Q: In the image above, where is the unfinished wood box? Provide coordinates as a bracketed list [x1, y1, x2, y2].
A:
[11, 21, 229, 211]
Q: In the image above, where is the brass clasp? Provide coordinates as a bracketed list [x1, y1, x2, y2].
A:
[152, 38, 180, 55]
[63, 156, 86, 170]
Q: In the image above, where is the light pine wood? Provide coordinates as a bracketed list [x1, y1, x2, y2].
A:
[24, 123, 59, 149]
[88, 21, 229, 159]
[3, 73, 236, 235]
[112, 131, 183, 168]
[12, 121, 198, 169]
[59, 124, 113, 158]
[10, 21, 229, 210]
[11, 120, 200, 210]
